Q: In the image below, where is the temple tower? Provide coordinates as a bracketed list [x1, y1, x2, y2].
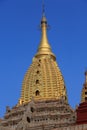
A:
[76, 71, 87, 124]
[18, 9, 68, 105]
[81, 71, 87, 103]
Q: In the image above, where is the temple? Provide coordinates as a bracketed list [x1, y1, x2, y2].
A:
[0, 3, 87, 130]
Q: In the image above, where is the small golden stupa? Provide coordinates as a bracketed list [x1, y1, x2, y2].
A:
[81, 71, 87, 103]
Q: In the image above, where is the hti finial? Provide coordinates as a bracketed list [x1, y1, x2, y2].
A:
[42, 0, 45, 17]
[35, 0, 56, 60]
[85, 70, 87, 83]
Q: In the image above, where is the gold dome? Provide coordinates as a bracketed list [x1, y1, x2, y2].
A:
[18, 16, 68, 105]
[81, 71, 87, 103]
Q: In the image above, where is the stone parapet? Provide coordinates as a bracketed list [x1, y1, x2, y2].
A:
[52, 124, 87, 130]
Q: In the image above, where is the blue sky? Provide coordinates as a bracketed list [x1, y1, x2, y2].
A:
[0, 0, 87, 117]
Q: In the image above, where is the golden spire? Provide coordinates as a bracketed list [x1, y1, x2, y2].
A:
[81, 71, 87, 103]
[18, 1, 68, 105]
[35, 2, 56, 60]
[83, 71, 87, 88]
[85, 71, 87, 84]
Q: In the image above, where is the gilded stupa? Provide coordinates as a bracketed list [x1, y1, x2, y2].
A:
[81, 71, 87, 103]
[19, 12, 68, 105]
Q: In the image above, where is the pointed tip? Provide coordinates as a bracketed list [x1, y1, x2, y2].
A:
[42, 0, 45, 17]
[85, 71, 87, 84]
[41, 0, 48, 27]
[85, 71, 87, 75]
